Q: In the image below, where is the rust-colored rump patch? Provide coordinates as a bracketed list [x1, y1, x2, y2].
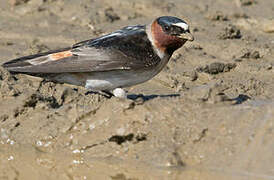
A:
[50, 50, 73, 60]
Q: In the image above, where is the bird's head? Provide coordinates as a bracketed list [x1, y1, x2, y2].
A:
[149, 16, 194, 56]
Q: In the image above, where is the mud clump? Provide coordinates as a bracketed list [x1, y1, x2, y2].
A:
[108, 133, 147, 145]
[241, 50, 260, 59]
[218, 25, 242, 39]
[196, 62, 236, 74]
[23, 93, 61, 109]
[0, 67, 20, 97]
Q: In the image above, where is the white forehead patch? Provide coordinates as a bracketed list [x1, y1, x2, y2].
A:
[173, 23, 189, 30]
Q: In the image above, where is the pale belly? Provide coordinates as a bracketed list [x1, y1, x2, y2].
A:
[84, 69, 158, 90]
[52, 56, 170, 91]
[50, 69, 159, 91]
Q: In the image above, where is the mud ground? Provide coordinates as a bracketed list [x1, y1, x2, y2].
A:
[0, 0, 274, 179]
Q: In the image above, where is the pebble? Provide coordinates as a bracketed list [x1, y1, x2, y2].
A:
[262, 20, 274, 33]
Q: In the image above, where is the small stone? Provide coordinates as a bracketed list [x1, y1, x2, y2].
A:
[236, 0, 256, 6]
[207, 11, 228, 21]
[208, 63, 225, 74]
[265, 64, 272, 70]
[0, 115, 9, 122]
[182, 70, 198, 81]
[262, 20, 274, 33]
[104, 8, 120, 22]
[9, 0, 29, 6]
[193, 27, 199, 32]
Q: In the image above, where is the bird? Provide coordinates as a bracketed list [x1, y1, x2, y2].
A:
[2, 16, 194, 98]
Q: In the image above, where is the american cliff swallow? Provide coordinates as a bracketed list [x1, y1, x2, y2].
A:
[2, 16, 194, 98]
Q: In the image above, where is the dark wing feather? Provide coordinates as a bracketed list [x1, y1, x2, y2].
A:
[3, 48, 131, 73]
[2, 47, 72, 69]
[2, 25, 161, 74]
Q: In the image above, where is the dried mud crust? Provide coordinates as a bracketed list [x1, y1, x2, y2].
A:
[1, 0, 274, 179]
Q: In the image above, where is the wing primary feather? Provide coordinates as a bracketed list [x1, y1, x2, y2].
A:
[2, 47, 72, 69]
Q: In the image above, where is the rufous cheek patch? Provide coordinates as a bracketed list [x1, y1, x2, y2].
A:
[50, 51, 73, 60]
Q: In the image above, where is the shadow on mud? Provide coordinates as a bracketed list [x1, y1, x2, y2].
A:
[127, 93, 180, 101]
[232, 94, 251, 105]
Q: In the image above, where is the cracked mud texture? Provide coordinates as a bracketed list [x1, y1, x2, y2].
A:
[0, 0, 274, 179]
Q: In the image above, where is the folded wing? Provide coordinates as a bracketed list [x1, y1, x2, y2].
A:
[3, 46, 134, 73]
[2, 25, 159, 74]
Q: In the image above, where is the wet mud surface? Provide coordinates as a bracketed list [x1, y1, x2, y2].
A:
[0, 0, 274, 179]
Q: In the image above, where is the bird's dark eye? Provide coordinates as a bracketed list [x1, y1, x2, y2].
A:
[164, 25, 170, 31]
[179, 27, 186, 33]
